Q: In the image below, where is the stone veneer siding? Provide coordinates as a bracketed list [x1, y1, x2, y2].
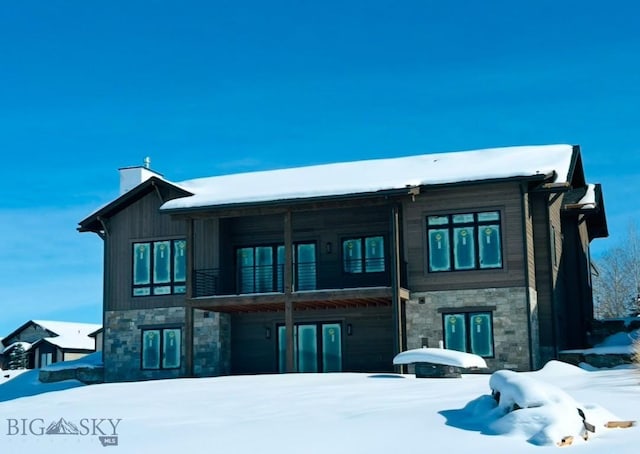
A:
[104, 307, 230, 382]
[405, 287, 536, 371]
[193, 309, 230, 376]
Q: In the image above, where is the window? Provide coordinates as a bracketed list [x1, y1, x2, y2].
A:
[133, 239, 186, 296]
[236, 243, 316, 293]
[442, 312, 494, 357]
[40, 352, 53, 368]
[141, 327, 181, 369]
[427, 211, 502, 272]
[342, 236, 385, 273]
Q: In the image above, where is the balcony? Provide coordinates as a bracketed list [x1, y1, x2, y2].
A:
[192, 258, 392, 299]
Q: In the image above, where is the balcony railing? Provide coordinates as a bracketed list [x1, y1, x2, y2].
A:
[192, 259, 394, 298]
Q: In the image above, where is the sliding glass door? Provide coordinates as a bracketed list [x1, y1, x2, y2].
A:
[278, 322, 342, 373]
[237, 242, 316, 294]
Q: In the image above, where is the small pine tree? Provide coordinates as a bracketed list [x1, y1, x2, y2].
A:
[8, 344, 27, 370]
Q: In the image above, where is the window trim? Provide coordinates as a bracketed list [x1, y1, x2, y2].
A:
[140, 326, 182, 370]
[132, 238, 187, 297]
[441, 310, 495, 358]
[426, 210, 503, 273]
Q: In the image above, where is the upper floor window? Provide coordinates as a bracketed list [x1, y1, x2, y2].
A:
[342, 236, 385, 273]
[427, 211, 502, 272]
[236, 242, 317, 294]
[133, 239, 186, 296]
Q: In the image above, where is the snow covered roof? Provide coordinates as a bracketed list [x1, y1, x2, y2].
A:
[37, 335, 96, 351]
[1, 341, 32, 354]
[161, 144, 576, 211]
[28, 320, 101, 338]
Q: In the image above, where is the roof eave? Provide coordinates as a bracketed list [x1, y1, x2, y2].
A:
[78, 177, 193, 233]
[161, 174, 549, 216]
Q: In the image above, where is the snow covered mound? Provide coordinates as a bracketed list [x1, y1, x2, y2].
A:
[486, 368, 622, 446]
[393, 347, 488, 368]
[490, 369, 576, 410]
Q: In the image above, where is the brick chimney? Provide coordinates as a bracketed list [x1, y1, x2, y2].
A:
[118, 157, 163, 195]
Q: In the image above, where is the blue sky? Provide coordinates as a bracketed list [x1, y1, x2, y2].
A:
[1, 1, 639, 336]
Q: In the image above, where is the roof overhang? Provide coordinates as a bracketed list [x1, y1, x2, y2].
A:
[78, 177, 193, 233]
[562, 183, 608, 240]
[161, 174, 551, 217]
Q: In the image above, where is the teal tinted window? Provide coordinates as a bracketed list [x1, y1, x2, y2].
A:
[322, 323, 342, 372]
[142, 329, 160, 369]
[173, 240, 187, 282]
[469, 313, 493, 357]
[452, 213, 474, 224]
[133, 243, 151, 285]
[142, 328, 181, 370]
[154, 241, 171, 284]
[479, 225, 502, 269]
[237, 247, 255, 293]
[162, 328, 181, 369]
[444, 314, 466, 352]
[427, 215, 449, 226]
[133, 239, 186, 297]
[453, 227, 475, 270]
[428, 228, 450, 271]
[236, 243, 316, 294]
[365, 236, 385, 272]
[297, 325, 318, 373]
[343, 239, 363, 273]
[427, 211, 502, 272]
[255, 246, 273, 293]
[296, 243, 316, 291]
[343, 236, 385, 273]
[443, 312, 494, 358]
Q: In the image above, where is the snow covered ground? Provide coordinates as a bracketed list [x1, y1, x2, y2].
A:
[0, 360, 637, 454]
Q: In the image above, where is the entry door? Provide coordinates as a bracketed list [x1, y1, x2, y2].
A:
[278, 322, 342, 373]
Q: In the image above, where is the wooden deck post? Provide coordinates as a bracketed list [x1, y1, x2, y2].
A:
[284, 210, 295, 372]
[390, 205, 403, 372]
[185, 218, 195, 377]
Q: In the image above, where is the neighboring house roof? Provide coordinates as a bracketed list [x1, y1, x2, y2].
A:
[1, 341, 32, 355]
[1, 320, 102, 349]
[88, 327, 104, 338]
[161, 144, 578, 211]
[33, 335, 95, 351]
[30, 320, 102, 339]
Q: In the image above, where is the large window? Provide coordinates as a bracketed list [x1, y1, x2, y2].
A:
[236, 243, 316, 294]
[342, 236, 385, 273]
[442, 312, 494, 357]
[133, 239, 186, 296]
[141, 327, 181, 370]
[427, 211, 502, 272]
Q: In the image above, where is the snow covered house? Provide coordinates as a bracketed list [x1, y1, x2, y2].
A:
[78, 145, 607, 382]
[0, 320, 102, 369]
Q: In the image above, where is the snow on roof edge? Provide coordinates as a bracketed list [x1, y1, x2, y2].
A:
[161, 144, 576, 211]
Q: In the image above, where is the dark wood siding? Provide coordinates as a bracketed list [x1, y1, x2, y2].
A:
[230, 306, 394, 374]
[402, 182, 527, 292]
[195, 205, 394, 294]
[558, 213, 593, 349]
[105, 190, 187, 311]
[531, 193, 559, 352]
